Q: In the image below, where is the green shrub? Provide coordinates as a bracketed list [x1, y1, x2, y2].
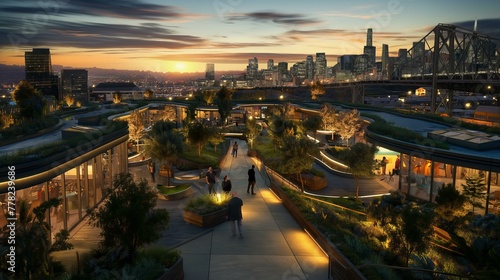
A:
[184, 193, 232, 215]
[138, 247, 180, 268]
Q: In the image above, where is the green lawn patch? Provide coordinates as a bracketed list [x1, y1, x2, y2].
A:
[157, 184, 190, 195]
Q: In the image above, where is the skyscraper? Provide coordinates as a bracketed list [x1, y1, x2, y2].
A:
[363, 29, 376, 70]
[205, 63, 215, 80]
[381, 44, 389, 79]
[366, 28, 373, 47]
[315, 52, 327, 79]
[25, 48, 59, 99]
[246, 57, 258, 80]
[267, 59, 274, 70]
[60, 69, 89, 103]
[305, 55, 314, 80]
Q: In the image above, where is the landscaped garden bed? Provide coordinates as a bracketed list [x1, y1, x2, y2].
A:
[156, 184, 193, 201]
[183, 193, 232, 228]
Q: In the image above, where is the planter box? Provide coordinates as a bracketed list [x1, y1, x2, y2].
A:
[302, 174, 327, 191]
[157, 257, 184, 280]
[183, 208, 227, 228]
[157, 186, 194, 201]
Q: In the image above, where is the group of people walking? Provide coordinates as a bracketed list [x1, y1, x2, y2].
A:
[203, 141, 257, 238]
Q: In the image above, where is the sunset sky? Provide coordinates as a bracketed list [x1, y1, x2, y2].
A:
[1, 0, 499, 73]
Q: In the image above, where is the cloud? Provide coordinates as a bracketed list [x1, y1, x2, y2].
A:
[0, 0, 207, 22]
[152, 52, 341, 65]
[226, 11, 321, 26]
[0, 18, 207, 50]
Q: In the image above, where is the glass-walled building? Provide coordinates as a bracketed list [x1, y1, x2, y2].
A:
[0, 130, 128, 242]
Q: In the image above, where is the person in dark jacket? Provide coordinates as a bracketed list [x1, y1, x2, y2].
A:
[247, 165, 256, 195]
[227, 191, 243, 238]
[221, 175, 232, 194]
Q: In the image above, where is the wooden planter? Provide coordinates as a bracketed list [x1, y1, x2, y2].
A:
[302, 174, 327, 191]
[157, 257, 184, 280]
[183, 208, 227, 228]
[157, 186, 194, 201]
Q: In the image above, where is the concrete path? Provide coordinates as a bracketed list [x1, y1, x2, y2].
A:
[155, 139, 330, 280]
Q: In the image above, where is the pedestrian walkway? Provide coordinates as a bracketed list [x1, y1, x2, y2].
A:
[154, 139, 330, 279]
[61, 139, 330, 279]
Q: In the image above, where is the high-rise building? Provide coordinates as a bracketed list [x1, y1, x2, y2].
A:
[60, 69, 88, 103]
[381, 44, 389, 79]
[315, 52, 327, 79]
[338, 54, 368, 75]
[366, 28, 373, 47]
[277, 62, 289, 84]
[205, 63, 215, 80]
[363, 29, 376, 70]
[25, 48, 59, 99]
[246, 57, 258, 80]
[305, 55, 314, 80]
[267, 59, 274, 70]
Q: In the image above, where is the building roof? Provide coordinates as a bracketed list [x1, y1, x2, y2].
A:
[93, 82, 142, 93]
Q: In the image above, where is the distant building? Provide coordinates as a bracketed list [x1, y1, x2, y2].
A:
[315, 52, 327, 79]
[267, 59, 274, 70]
[205, 63, 215, 80]
[338, 54, 368, 76]
[305, 55, 314, 80]
[91, 82, 142, 102]
[381, 44, 389, 79]
[246, 57, 259, 80]
[363, 29, 376, 70]
[277, 62, 289, 84]
[60, 69, 89, 103]
[25, 48, 59, 99]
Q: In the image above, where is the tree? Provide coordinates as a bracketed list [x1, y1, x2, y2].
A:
[143, 88, 154, 99]
[144, 120, 183, 185]
[185, 122, 213, 157]
[387, 203, 434, 266]
[63, 94, 75, 107]
[245, 117, 262, 148]
[127, 110, 146, 153]
[278, 135, 319, 192]
[309, 81, 325, 100]
[336, 109, 361, 147]
[208, 126, 225, 152]
[112, 91, 122, 104]
[202, 90, 217, 105]
[266, 114, 296, 150]
[339, 142, 378, 201]
[11, 80, 46, 121]
[217, 86, 233, 124]
[302, 114, 323, 141]
[319, 103, 337, 139]
[434, 183, 467, 230]
[87, 173, 170, 264]
[12, 198, 66, 279]
[462, 176, 487, 213]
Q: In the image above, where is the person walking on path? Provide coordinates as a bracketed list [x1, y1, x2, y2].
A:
[148, 162, 156, 183]
[232, 141, 239, 157]
[227, 191, 243, 238]
[221, 175, 232, 194]
[381, 156, 389, 175]
[247, 165, 256, 195]
[394, 155, 400, 175]
[205, 167, 219, 194]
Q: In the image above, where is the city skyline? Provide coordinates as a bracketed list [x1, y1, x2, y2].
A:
[1, 0, 500, 73]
